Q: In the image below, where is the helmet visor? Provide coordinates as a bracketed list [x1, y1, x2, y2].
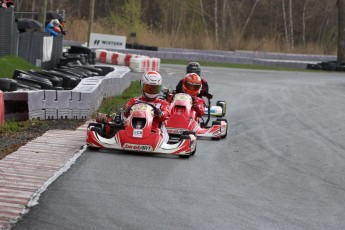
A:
[142, 83, 161, 95]
[185, 81, 201, 91]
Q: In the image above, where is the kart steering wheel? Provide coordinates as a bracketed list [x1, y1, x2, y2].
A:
[128, 100, 162, 115]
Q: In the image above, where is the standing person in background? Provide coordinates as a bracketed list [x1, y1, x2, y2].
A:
[45, 19, 60, 37]
[0, 0, 7, 8]
[5, 0, 14, 7]
[58, 20, 68, 35]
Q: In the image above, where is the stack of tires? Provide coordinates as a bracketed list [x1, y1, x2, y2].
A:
[0, 46, 102, 92]
[306, 61, 345, 71]
[0, 66, 103, 92]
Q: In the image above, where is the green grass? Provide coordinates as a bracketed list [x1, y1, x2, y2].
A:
[0, 55, 40, 79]
[96, 80, 141, 115]
[0, 120, 21, 133]
[0, 120, 48, 133]
[161, 59, 309, 71]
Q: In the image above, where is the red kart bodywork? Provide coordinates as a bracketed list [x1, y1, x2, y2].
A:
[165, 93, 227, 142]
[86, 103, 196, 158]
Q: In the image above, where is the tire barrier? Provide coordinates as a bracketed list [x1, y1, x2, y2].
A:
[306, 61, 345, 72]
[2, 65, 133, 121]
[94, 49, 160, 72]
[0, 90, 4, 125]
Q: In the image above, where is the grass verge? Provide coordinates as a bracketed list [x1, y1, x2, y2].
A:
[161, 59, 310, 71]
[0, 55, 40, 79]
[0, 120, 47, 133]
[96, 80, 141, 115]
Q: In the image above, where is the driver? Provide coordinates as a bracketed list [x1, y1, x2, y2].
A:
[124, 71, 170, 137]
[180, 73, 205, 119]
[176, 62, 213, 99]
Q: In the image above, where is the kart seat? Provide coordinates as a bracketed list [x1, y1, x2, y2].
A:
[132, 118, 146, 129]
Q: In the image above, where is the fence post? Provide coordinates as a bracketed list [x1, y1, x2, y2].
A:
[0, 90, 4, 126]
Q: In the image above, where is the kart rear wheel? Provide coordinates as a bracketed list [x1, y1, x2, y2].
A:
[216, 101, 227, 117]
[87, 145, 100, 151]
[216, 118, 228, 138]
[179, 155, 190, 159]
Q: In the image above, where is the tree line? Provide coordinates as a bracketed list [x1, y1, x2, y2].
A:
[14, 0, 338, 54]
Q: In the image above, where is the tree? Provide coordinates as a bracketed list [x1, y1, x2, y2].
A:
[338, 0, 345, 63]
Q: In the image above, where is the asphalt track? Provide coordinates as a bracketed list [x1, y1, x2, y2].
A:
[13, 64, 345, 230]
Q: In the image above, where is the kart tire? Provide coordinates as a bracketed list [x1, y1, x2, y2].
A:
[179, 135, 192, 158]
[8, 79, 18, 91]
[0, 78, 11, 91]
[216, 100, 227, 117]
[15, 79, 41, 90]
[14, 74, 54, 89]
[216, 118, 228, 139]
[87, 145, 100, 151]
[181, 131, 196, 137]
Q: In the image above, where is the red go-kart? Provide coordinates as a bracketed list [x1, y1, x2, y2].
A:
[86, 101, 197, 158]
[163, 91, 228, 143]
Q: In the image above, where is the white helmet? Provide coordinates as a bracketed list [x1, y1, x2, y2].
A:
[140, 71, 162, 99]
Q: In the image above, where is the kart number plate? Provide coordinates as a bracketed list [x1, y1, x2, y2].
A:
[133, 129, 143, 138]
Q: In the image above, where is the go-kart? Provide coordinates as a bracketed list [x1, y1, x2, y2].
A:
[86, 101, 197, 158]
[161, 89, 228, 143]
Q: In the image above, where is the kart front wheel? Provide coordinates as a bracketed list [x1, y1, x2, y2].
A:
[179, 135, 193, 158]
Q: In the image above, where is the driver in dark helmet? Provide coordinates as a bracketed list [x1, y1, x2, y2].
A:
[176, 62, 213, 100]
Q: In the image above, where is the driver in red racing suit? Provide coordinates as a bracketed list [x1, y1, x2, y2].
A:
[180, 73, 205, 120]
[124, 71, 170, 136]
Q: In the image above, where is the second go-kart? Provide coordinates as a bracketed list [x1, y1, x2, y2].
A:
[162, 91, 228, 143]
[86, 101, 197, 158]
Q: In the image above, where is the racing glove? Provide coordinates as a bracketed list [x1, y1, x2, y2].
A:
[154, 108, 164, 118]
[192, 99, 199, 110]
[124, 106, 131, 117]
[206, 93, 213, 100]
